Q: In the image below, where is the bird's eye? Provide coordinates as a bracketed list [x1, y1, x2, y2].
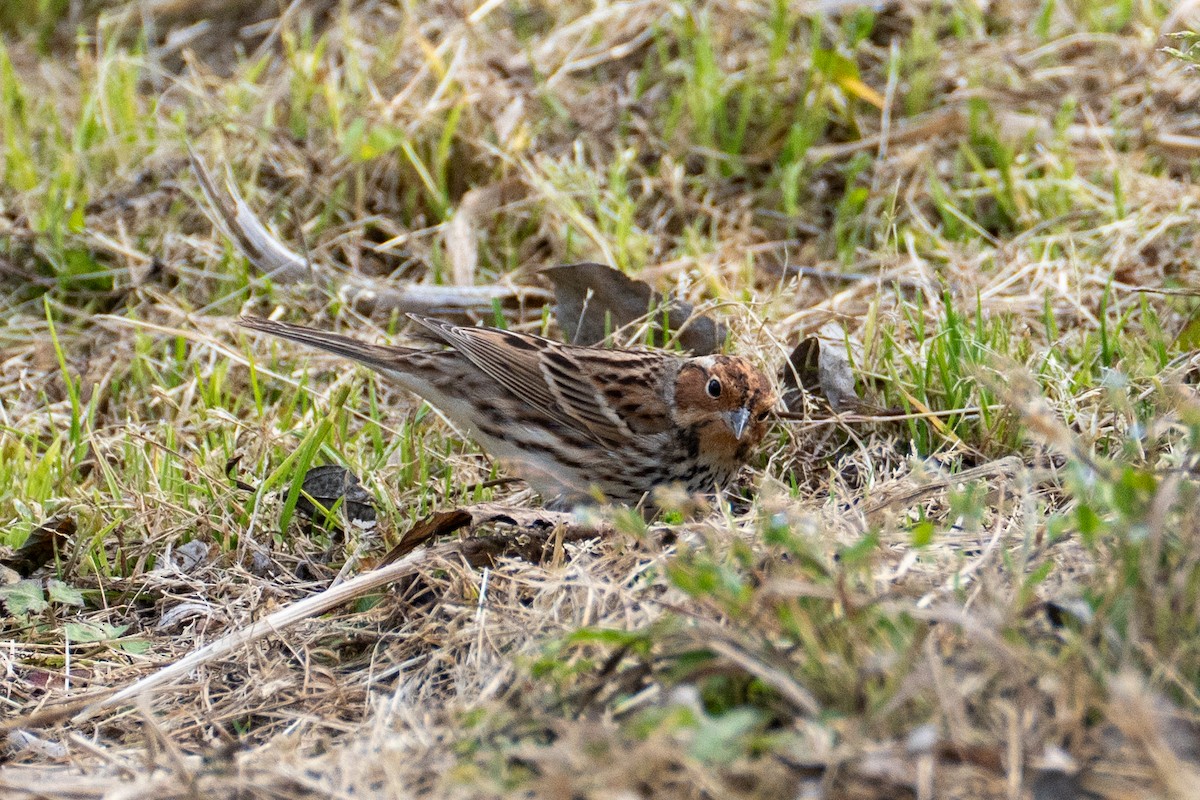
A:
[706, 377, 722, 398]
[756, 410, 770, 422]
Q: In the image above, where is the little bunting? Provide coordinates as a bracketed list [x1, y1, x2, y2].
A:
[240, 314, 776, 507]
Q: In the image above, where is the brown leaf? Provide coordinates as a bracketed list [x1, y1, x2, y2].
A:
[779, 337, 861, 412]
[381, 510, 473, 565]
[1, 516, 76, 577]
[543, 262, 726, 354]
[381, 504, 595, 566]
[294, 465, 378, 529]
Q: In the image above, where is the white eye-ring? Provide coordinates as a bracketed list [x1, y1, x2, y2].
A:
[706, 377, 722, 398]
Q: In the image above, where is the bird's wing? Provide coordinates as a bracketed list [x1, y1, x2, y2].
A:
[407, 315, 670, 445]
[552, 346, 674, 437]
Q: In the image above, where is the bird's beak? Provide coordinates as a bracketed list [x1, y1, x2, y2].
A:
[724, 407, 751, 440]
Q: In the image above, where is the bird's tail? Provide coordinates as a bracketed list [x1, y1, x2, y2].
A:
[238, 316, 415, 373]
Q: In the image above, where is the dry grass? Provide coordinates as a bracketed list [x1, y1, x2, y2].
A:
[3, 0, 1200, 797]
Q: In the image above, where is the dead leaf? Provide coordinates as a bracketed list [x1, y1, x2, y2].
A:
[381, 509, 473, 565]
[1, 516, 76, 577]
[543, 262, 726, 354]
[779, 337, 861, 412]
[382, 503, 593, 566]
[167, 540, 212, 574]
[294, 465, 378, 530]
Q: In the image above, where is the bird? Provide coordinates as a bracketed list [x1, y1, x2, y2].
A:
[239, 314, 776, 507]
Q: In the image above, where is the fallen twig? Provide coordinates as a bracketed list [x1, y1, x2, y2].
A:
[71, 504, 604, 722]
[188, 148, 550, 314]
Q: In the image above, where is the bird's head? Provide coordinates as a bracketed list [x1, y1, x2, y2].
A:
[672, 355, 775, 456]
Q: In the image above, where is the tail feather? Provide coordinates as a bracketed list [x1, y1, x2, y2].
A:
[239, 316, 414, 373]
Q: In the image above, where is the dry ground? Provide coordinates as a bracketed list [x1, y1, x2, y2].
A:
[3, 0, 1200, 797]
